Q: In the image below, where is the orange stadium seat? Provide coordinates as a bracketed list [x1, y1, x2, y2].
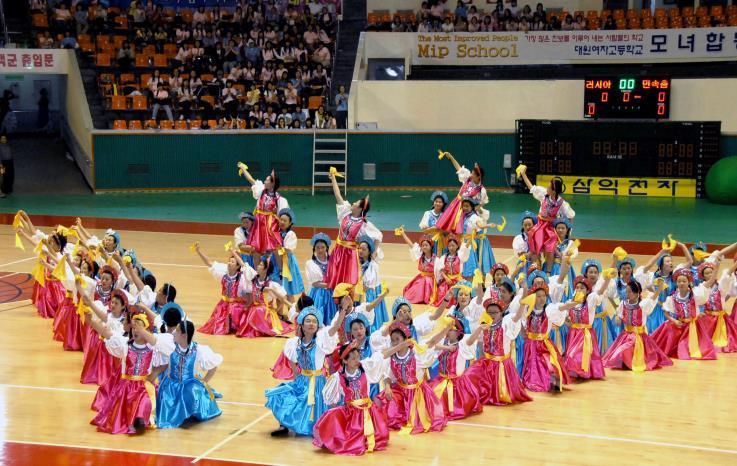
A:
[668, 7, 680, 18]
[308, 95, 324, 110]
[669, 16, 682, 28]
[160, 120, 174, 130]
[696, 6, 708, 17]
[136, 55, 152, 68]
[154, 54, 168, 68]
[641, 8, 652, 18]
[131, 95, 148, 110]
[31, 13, 48, 28]
[190, 120, 202, 129]
[681, 6, 694, 17]
[710, 5, 723, 16]
[641, 16, 654, 29]
[113, 119, 127, 130]
[110, 95, 127, 111]
[114, 16, 129, 30]
[654, 8, 666, 18]
[728, 5, 737, 16]
[626, 9, 638, 19]
[175, 120, 188, 129]
[628, 17, 641, 29]
[96, 53, 111, 67]
[613, 9, 624, 20]
[128, 120, 143, 130]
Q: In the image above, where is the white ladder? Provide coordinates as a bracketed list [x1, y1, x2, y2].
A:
[311, 131, 348, 196]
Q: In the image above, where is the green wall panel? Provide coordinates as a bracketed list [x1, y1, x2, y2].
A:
[721, 135, 737, 158]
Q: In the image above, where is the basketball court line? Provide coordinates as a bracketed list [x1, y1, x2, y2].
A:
[0, 257, 35, 268]
[3, 383, 735, 459]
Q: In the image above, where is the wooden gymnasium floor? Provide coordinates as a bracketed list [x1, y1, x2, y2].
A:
[1, 224, 736, 466]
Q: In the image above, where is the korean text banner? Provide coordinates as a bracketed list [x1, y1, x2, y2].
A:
[0, 49, 69, 74]
[413, 27, 737, 65]
[536, 175, 696, 198]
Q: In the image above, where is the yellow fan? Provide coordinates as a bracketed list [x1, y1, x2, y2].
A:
[12, 212, 22, 229]
[189, 243, 197, 253]
[565, 239, 581, 258]
[453, 282, 472, 295]
[15, 233, 25, 251]
[693, 249, 711, 262]
[394, 225, 404, 236]
[123, 255, 132, 265]
[518, 253, 527, 263]
[380, 280, 389, 295]
[407, 338, 428, 354]
[437, 150, 450, 160]
[520, 293, 537, 309]
[515, 164, 527, 178]
[661, 234, 676, 252]
[572, 290, 585, 303]
[439, 314, 456, 328]
[237, 162, 248, 176]
[472, 268, 485, 288]
[329, 166, 344, 178]
[224, 240, 233, 251]
[602, 268, 618, 279]
[479, 312, 494, 326]
[653, 277, 665, 288]
[496, 216, 507, 232]
[613, 246, 628, 261]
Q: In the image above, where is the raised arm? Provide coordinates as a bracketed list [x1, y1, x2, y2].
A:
[642, 248, 669, 273]
[231, 248, 246, 268]
[466, 323, 490, 346]
[399, 228, 414, 248]
[237, 162, 256, 185]
[74, 217, 93, 243]
[518, 165, 534, 191]
[365, 287, 389, 312]
[430, 290, 453, 321]
[328, 306, 348, 337]
[193, 242, 213, 267]
[678, 242, 693, 267]
[80, 289, 110, 323]
[444, 151, 462, 172]
[327, 171, 345, 204]
[557, 256, 571, 284]
[88, 314, 113, 339]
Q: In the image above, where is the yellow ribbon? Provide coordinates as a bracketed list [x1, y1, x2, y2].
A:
[479, 312, 493, 326]
[12, 212, 22, 228]
[34, 241, 44, 255]
[693, 249, 711, 262]
[277, 247, 293, 281]
[527, 332, 564, 391]
[551, 326, 564, 354]
[52, 258, 67, 281]
[224, 240, 233, 252]
[189, 243, 197, 253]
[121, 374, 157, 427]
[432, 374, 455, 412]
[31, 256, 47, 287]
[625, 325, 647, 372]
[472, 268, 484, 288]
[394, 225, 404, 236]
[496, 216, 507, 232]
[449, 197, 464, 233]
[407, 339, 428, 355]
[687, 319, 702, 359]
[349, 398, 376, 452]
[301, 368, 322, 420]
[329, 166, 344, 178]
[613, 246, 628, 261]
[261, 292, 284, 334]
[196, 374, 216, 401]
[661, 234, 676, 252]
[430, 230, 446, 254]
[484, 352, 512, 403]
[571, 323, 593, 372]
[15, 233, 25, 251]
[463, 230, 478, 250]
[437, 149, 448, 160]
[420, 271, 438, 304]
[237, 161, 248, 176]
[398, 381, 433, 435]
[515, 164, 527, 178]
[708, 311, 728, 346]
[76, 296, 89, 325]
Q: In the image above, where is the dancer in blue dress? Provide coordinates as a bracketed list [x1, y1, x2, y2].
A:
[459, 198, 497, 280]
[276, 208, 305, 298]
[343, 313, 382, 399]
[266, 305, 346, 437]
[234, 211, 256, 268]
[512, 211, 537, 280]
[305, 233, 337, 325]
[604, 254, 638, 339]
[580, 258, 616, 354]
[550, 218, 577, 299]
[156, 319, 223, 428]
[357, 236, 389, 333]
[420, 190, 449, 254]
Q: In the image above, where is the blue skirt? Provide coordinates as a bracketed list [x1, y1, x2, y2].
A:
[513, 333, 525, 377]
[265, 373, 327, 436]
[550, 260, 577, 299]
[549, 324, 568, 355]
[591, 305, 616, 354]
[647, 303, 667, 334]
[281, 253, 305, 295]
[240, 253, 255, 269]
[309, 287, 337, 326]
[156, 377, 222, 429]
[365, 285, 389, 334]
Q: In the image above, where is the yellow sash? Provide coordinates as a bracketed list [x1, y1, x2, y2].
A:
[420, 271, 439, 304]
[527, 332, 564, 391]
[254, 209, 281, 246]
[594, 310, 610, 351]
[484, 352, 512, 403]
[397, 380, 433, 434]
[221, 295, 244, 303]
[449, 196, 464, 232]
[277, 247, 293, 281]
[571, 323, 593, 372]
[255, 291, 284, 334]
[301, 368, 322, 420]
[625, 325, 646, 372]
[681, 318, 702, 359]
[707, 310, 728, 347]
[349, 398, 376, 453]
[196, 374, 216, 401]
[432, 372, 457, 413]
[122, 374, 157, 427]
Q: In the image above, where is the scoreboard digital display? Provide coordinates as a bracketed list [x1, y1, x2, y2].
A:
[584, 76, 671, 119]
[516, 120, 721, 197]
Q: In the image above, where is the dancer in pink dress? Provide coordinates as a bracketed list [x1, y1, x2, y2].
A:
[399, 231, 438, 304]
[602, 280, 673, 371]
[325, 170, 382, 289]
[236, 257, 293, 338]
[698, 259, 737, 352]
[195, 243, 249, 335]
[517, 166, 575, 273]
[433, 234, 470, 307]
[435, 152, 488, 235]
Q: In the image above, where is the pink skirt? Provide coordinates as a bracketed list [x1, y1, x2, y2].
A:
[312, 401, 390, 455]
[375, 382, 447, 435]
[464, 357, 532, 405]
[435, 197, 464, 234]
[402, 273, 436, 305]
[81, 334, 121, 385]
[563, 327, 605, 380]
[52, 297, 85, 351]
[199, 300, 246, 335]
[428, 373, 483, 420]
[701, 312, 737, 353]
[433, 279, 458, 307]
[270, 352, 296, 380]
[248, 212, 282, 254]
[527, 220, 557, 254]
[236, 304, 294, 338]
[522, 337, 570, 392]
[602, 329, 672, 371]
[326, 244, 359, 290]
[91, 377, 153, 434]
[34, 279, 65, 319]
[651, 318, 717, 360]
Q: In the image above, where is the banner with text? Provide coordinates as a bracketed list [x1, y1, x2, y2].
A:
[413, 27, 737, 65]
[0, 49, 69, 74]
[537, 175, 696, 198]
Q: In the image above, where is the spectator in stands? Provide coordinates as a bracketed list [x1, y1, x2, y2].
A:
[455, 1, 468, 19]
[561, 14, 574, 31]
[519, 4, 533, 20]
[441, 16, 454, 32]
[74, 4, 88, 35]
[312, 43, 331, 67]
[603, 14, 616, 30]
[60, 31, 78, 49]
[117, 41, 135, 71]
[480, 15, 494, 31]
[518, 16, 530, 31]
[221, 80, 239, 118]
[573, 14, 587, 31]
[508, 0, 520, 16]
[430, 1, 446, 21]
[548, 15, 561, 30]
[535, 2, 546, 21]
[391, 16, 407, 32]
[30, 0, 47, 13]
[468, 5, 480, 22]
[53, 3, 73, 32]
[467, 16, 479, 32]
[531, 13, 546, 30]
[293, 105, 308, 126]
[314, 105, 328, 129]
[419, 1, 431, 22]
[152, 84, 174, 122]
[129, 1, 147, 29]
[334, 84, 347, 129]
[276, 107, 293, 128]
[0, 135, 13, 198]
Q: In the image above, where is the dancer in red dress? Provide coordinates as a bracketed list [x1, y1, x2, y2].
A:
[602, 280, 673, 371]
[464, 294, 531, 405]
[313, 341, 389, 455]
[195, 243, 249, 335]
[398, 231, 438, 304]
[325, 170, 382, 289]
[375, 322, 448, 435]
[79, 287, 129, 385]
[433, 234, 470, 307]
[694, 260, 737, 352]
[651, 267, 716, 360]
[517, 166, 575, 273]
[236, 257, 293, 338]
[53, 252, 97, 351]
[237, 163, 289, 262]
[435, 152, 488, 234]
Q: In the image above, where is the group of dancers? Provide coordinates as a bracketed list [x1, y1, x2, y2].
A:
[14, 154, 737, 455]
[13, 211, 223, 435]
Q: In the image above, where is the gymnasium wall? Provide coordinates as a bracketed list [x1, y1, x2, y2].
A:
[367, 0, 604, 16]
[91, 131, 514, 190]
[350, 78, 737, 132]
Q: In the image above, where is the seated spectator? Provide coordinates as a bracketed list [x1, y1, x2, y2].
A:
[518, 16, 530, 31]
[60, 32, 78, 50]
[391, 16, 407, 32]
[573, 14, 587, 31]
[531, 13, 546, 30]
[152, 84, 174, 122]
[312, 43, 331, 67]
[117, 41, 136, 70]
[430, 1, 446, 21]
[314, 105, 328, 128]
[519, 4, 533, 20]
[467, 16, 479, 32]
[603, 14, 616, 30]
[53, 3, 73, 32]
[561, 14, 574, 31]
[455, 1, 468, 19]
[535, 2, 547, 22]
[441, 16, 454, 32]
[467, 5, 480, 23]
